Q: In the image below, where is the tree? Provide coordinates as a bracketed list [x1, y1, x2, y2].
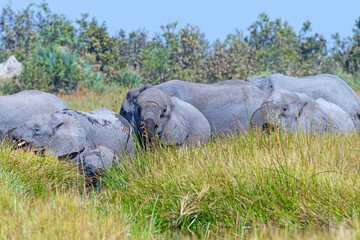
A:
[332, 17, 360, 75]
[76, 13, 119, 79]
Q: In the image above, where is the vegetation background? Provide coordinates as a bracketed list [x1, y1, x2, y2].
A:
[1, 2, 360, 239]
[0, 3, 359, 93]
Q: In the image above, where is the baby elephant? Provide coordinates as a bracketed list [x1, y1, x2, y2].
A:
[134, 88, 210, 146]
[71, 146, 118, 178]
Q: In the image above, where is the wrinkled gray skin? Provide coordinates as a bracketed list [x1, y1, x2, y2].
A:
[250, 89, 331, 133]
[316, 98, 356, 132]
[90, 108, 115, 114]
[121, 80, 267, 135]
[135, 88, 210, 145]
[0, 90, 69, 139]
[72, 146, 118, 178]
[246, 74, 360, 127]
[12, 108, 134, 158]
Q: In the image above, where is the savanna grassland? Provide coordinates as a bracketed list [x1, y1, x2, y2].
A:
[1, 87, 360, 239]
[1, 2, 360, 239]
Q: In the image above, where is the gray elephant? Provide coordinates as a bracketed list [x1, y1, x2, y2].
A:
[12, 108, 134, 158]
[246, 74, 360, 127]
[121, 80, 267, 135]
[316, 98, 356, 132]
[134, 88, 210, 145]
[0, 90, 69, 139]
[250, 89, 332, 133]
[71, 146, 118, 178]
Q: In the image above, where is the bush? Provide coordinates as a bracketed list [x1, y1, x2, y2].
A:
[0, 81, 20, 95]
[79, 71, 108, 93]
[16, 45, 87, 93]
[113, 69, 141, 88]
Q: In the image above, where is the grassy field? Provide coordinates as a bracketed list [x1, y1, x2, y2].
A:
[1, 86, 360, 239]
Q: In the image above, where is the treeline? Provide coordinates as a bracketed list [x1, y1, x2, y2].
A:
[0, 3, 359, 93]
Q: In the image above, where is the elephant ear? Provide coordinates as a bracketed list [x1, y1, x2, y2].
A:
[298, 102, 329, 133]
[246, 75, 273, 95]
[161, 102, 189, 145]
[250, 101, 276, 129]
[47, 114, 87, 157]
[139, 83, 153, 93]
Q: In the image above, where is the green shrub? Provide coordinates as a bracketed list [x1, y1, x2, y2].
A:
[113, 69, 141, 88]
[0, 81, 20, 95]
[335, 68, 360, 91]
[79, 71, 108, 93]
[17, 45, 86, 93]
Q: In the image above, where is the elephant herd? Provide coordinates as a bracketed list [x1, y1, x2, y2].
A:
[1, 73, 359, 178]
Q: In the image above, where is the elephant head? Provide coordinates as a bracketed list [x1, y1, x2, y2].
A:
[72, 146, 118, 178]
[120, 84, 153, 124]
[12, 113, 87, 156]
[134, 88, 189, 146]
[250, 89, 328, 133]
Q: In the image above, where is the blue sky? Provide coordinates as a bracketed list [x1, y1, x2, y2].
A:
[1, 0, 359, 43]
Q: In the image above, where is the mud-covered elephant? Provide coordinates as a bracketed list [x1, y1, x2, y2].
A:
[134, 88, 210, 145]
[0, 90, 69, 139]
[246, 74, 360, 127]
[12, 108, 134, 158]
[120, 80, 267, 135]
[250, 89, 356, 133]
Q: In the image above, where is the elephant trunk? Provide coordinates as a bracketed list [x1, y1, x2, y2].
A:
[250, 102, 276, 130]
[6, 127, 24, 143]
[7, 127, 35, 150]
[141, 118, 157, 145]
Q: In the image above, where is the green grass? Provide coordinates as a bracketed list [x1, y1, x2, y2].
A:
[2, 86, 360, 239]
[101, 131, 360, 231]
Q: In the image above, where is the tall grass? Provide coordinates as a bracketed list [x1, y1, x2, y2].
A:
[0, 180, 130, 239]
[1, 87, 360, 239]
[57, 87, 129, 112]
[100, 130, 360, 232]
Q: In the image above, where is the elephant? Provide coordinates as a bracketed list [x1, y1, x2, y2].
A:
[0, 90, 69, 139]
[12, 108, 134, 159]
[250, 89, 333, 133]
[89, 108, 116, 114]
[316, 98, 356, 132]
[245, 74, 360, 127]
[134, 88, 210, 145]
[71, 146, 118, 178]
[120, 79, 267, 135]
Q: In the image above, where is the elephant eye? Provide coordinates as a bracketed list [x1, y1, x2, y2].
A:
[162, 107, 167, 113]
[33, 127, 41, 135]
[283, 105, 288, 112]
